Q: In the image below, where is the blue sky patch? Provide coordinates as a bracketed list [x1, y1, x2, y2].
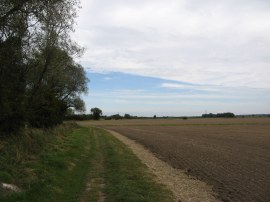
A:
[82, 71, 270, 116]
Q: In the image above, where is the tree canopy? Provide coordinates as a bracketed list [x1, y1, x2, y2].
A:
[202, 112, 235, 118]
[0, 0, 87, 133]
[90, 108, 102, 120]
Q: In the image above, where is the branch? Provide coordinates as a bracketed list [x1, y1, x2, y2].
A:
[0, 0, 30, 25]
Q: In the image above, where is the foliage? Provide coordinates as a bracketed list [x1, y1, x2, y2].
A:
[202, 112, 235, 118]
[0, 0, 87, 133]
[217, 112, 235, 118]
[124, 113, 132, 119]
[110, 114, 123, 120]
[65, 114, 93, 121]
[0, 37, 25, 133]
[202, 113, 216, 118]
[90, 107, 102, 120]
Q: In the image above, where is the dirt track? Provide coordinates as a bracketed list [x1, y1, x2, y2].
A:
[87, 118, 270, 202]
[106, 129, 219, 202]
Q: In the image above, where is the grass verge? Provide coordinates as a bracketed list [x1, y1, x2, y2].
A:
[0, 125, 173, 201]
[0, 123, 94, 202]
[97, 128, 173, 202]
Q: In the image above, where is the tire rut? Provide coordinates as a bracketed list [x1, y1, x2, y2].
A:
[80, 129, 105, 202]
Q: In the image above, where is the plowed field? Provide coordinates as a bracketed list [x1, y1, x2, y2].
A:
[80, 118, 270, 202]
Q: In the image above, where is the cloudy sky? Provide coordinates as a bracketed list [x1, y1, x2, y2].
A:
[74, 0, 270, 116]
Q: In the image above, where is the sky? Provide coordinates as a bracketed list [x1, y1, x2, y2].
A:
[73, 0, 270, 116]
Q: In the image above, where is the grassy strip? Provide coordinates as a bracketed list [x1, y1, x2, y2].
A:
[0, 124, 96, 202]
[0, 125, 173, 202]
[96, 128, 173, 202]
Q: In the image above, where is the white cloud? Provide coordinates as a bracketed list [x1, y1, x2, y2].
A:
[74, 0, 270, 89]
[160, 83, 220, 92]
[103, 77, 113, 80]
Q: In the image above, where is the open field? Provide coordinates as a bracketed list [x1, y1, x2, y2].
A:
[79, 117, 270, 126]
[79, 118, 270, 202]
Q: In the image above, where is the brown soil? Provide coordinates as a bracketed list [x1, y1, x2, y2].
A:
[79, 118, 270, 202]
[79, 117, 270, 127]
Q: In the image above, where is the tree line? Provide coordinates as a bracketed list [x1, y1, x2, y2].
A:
[202, 112, 235, 118]
[66, 108, 192, 121]
[0, 0, 87, 135]
[66, 107, 140, 121]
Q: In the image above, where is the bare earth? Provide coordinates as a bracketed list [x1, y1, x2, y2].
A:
[79, 118, 270, 202]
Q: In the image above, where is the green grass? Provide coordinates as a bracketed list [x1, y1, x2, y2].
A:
[0, 124, 94, 202]
[98, 128, 173, 202]
[0, 125, 173, 202]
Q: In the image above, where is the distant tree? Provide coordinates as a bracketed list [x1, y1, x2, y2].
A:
[153, 115, 157, 119]
[202, 113, 216, 118]
[104, 116, 111, 120]
[202, 112, 235, 118]
[90, 108, 102, 120]
[217, 112, 235, 118]
[110, 114, 122, 120]
[124, 114, 131, 119]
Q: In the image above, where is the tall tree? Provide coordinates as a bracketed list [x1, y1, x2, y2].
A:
[26, 47, 87, 127]
[0, 0, 29, 132]
[0, 0, 87, 133]
[0, 37, 26, 132]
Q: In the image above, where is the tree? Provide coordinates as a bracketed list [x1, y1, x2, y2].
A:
[0, 0, 30, 133]
[217, 112, 235, 118]
[202, 113, 216, 118]
[110, 114, 122, 120]
[202, 112, 235, 118]
[0, 0, 86, 133]
[90, 108, 102, 120]
[124, 114, 131, 119]
[0, 37, 26, 132]
[26, 47, 87, 127]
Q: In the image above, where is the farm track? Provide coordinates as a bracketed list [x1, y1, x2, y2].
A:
[96, 119, 270, 202]
[106, 129, 219, 202]
[80, 129, 105, 202]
